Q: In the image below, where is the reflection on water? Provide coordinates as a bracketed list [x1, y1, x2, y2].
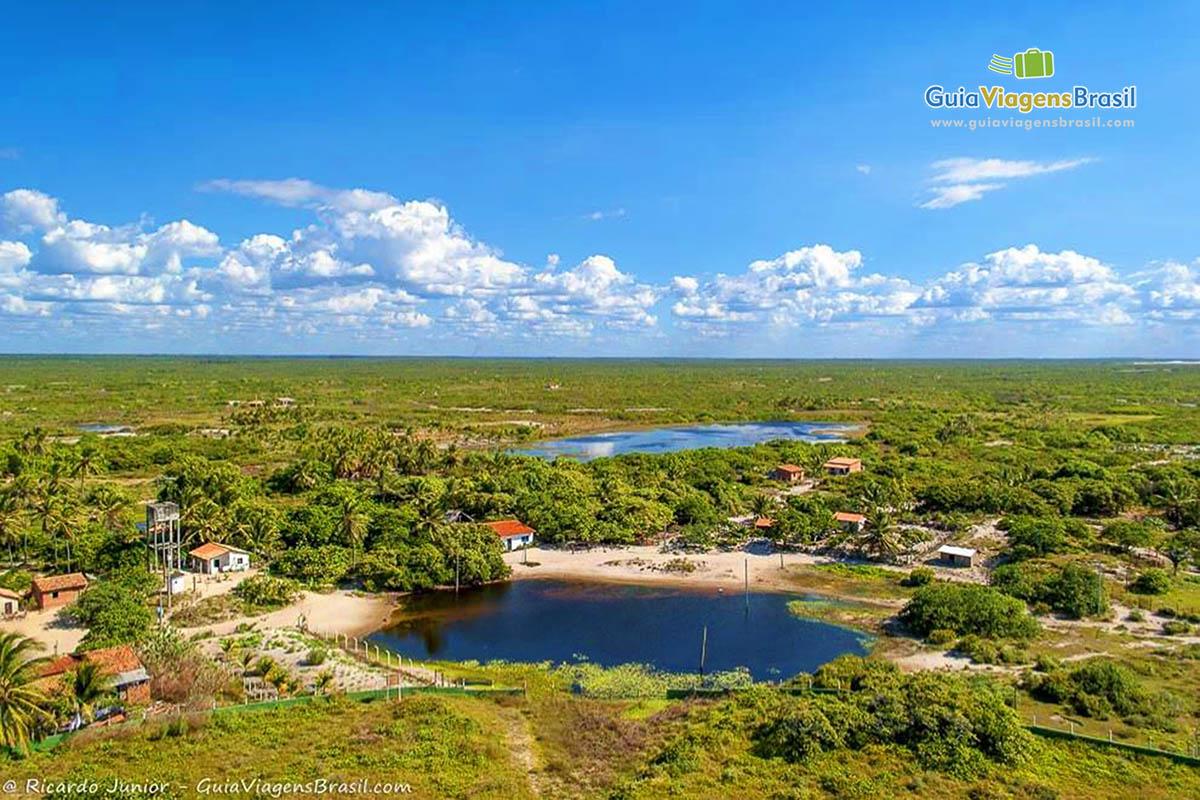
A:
[514, 421, 851, 461]
[370, 579, 869, 680]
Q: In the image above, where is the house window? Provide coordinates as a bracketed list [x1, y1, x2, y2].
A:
[51, 591, 59, 599]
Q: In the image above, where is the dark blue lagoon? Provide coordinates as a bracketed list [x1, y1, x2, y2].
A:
[514, 420, 851, 461]
[369, 579, 869, 680]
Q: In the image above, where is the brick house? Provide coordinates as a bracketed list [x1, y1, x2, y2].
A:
[38, 645, 152, 706]
[30, 573, 89, 611]
[834, 511, 867, 532]
[771, 464, 805, 483]
[823, 457, 863, 476]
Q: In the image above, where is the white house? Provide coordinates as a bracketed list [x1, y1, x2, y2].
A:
[0, 587, 20, 617]
[483, 519, 536, 552]
[188, 542, 252, 574]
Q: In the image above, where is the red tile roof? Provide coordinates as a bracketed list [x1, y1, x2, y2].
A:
[834, 512, 867, 523]
[754, 517, 775, 528]
[31, 573, 88, 594]
[775, 464, 804, 474]
[189, 542, 231, 559]
[483, 519, 535, 538]
[0, 587, 22, 601]
[824, 457, 862, 468]
[41, 645, 144, 679]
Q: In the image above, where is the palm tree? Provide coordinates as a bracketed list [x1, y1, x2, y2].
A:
[71, 444, 104, 492]
[860, 511, 900, 560]
[338, 497, 368, 567]
[748, 494, 774, 520]
[183, 496, 226, 545]
[313, 670, 334, 696]
[0, 491, 25, 564]
[18, 428, 48, 457]
[42, 458, 70, 499]
[1156, 479, 1198, 528]
[86, 484, 131, 536]
[0, 632, 50, 753]
[66, 660, 113, 726]
[43, 497, 79, 572]
[265, 665, 291, 697]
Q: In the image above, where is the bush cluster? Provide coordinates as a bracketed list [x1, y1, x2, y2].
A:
[1024, 660, 1182, 731]
[991, 561, 1107, 619]
[900, 582, 1039, 640]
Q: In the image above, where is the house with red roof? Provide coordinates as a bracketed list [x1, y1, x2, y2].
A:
[30, 572, 88, 611]
[482, 519, 536, 551]
[771, 464, 805, 484]
[823, 457, 863, 476]
[37, 645, 151, 706]
[188, 541, 251, 574]
[834, 511, 867, 532]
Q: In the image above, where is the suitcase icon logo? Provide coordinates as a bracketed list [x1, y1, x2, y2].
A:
[988, 48, 1055, 79]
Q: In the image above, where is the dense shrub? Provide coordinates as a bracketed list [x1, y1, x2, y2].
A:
[901, 582, 1039, 640]
[233, 575, 301, 608]
[991, 561, 1106, 619]
[902, 567, 935, 587]
[70, 581, 154, 650]
[1131, 568, 1172, 595]
[746, 659, 1034, 777]
[1002, 516, 1070, 561]
[1025, 660, 1181, 730]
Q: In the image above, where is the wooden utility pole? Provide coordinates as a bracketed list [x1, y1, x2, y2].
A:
[744, 558, 749, 610]
[699, 625, 707, 677]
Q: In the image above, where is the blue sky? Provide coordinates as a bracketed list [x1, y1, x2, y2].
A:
[1, 1, 1198, 356]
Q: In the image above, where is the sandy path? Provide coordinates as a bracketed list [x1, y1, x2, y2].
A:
[187, 589, 398, 639]
[0, 609, 85, 656]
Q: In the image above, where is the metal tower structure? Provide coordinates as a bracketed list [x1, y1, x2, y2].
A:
[145, 501, 182, 613]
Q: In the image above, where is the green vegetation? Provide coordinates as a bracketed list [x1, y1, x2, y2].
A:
[2, 358, 1200, 795]
[231, 574, 300, 608]
[1025, 659, 1184, 731]
[1132, 567, 1174, 595]
[992, 561, 1108, 618]
[901, 582, 1039, 640]
[0, 633, 49, 754]
[68, 580, 155, 651]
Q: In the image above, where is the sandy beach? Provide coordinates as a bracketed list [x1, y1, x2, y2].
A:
[0, 582, 397, 657]
[504, 543, 825, 593]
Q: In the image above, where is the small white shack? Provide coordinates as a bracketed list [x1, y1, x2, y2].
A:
[165, 571, 188, 595]
[936, 545, 977, 568]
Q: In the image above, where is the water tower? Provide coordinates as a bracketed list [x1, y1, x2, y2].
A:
[146, 501, 182, 610]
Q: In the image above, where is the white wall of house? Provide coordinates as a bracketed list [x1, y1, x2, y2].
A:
[196, 550, 252, 574]
[503, 534, 534, 551]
